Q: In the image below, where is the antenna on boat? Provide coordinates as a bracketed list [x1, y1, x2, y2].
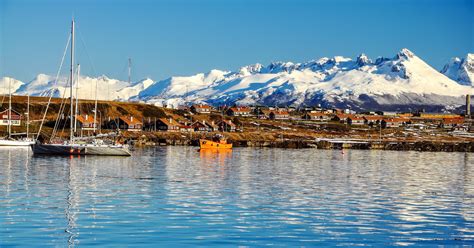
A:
[70, 18, 75, 144]
[128, 58, 132, 85]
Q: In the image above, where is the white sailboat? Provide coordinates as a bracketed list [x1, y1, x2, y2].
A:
[30, 19, 131, 156]
[0, 78, 35, 146]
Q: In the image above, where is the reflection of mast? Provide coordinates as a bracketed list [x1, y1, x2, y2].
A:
[65, 158, 79, 247]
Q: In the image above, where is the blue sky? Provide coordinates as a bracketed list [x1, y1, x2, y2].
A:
[0, 0, 473, 82]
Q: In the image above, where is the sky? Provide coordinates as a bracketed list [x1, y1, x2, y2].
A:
[0, 0, 473, 83]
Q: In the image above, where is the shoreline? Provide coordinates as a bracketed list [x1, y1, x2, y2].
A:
[128, 132, 474, 152]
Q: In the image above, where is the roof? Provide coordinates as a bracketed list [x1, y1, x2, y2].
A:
[306, 112, 329, 117]
[158, 118, 179, 127]
[443, 118, 464, 124]
[363, 115, 385, 121]
[335, 114, 353, 119]
[219, 119, 236, 127]
[76, 115, 97, 124]
[0, 109, 22, 117]
[272, 110, 289, 115]
[192, 104, 212, 109]
[119, 116, 142, 125]
[229, 107, 251, 112]
[384, 117, 409, 123]
[349, 116, 365, 121]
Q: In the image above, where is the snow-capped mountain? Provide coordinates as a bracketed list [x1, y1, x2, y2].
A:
[0, 77, 25, 95]
[441, 53, 474, 86]
[138, 48, 473, 111]
[14, 74, 151, 101]
[4, 49, 473, 111]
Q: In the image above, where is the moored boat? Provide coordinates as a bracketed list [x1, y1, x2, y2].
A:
[199, 135, 232, 149]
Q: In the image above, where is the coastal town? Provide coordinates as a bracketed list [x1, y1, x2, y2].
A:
[1, 94, 473, 151]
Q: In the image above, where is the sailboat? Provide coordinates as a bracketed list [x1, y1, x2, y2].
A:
[30, 19, 131, 156]
[0, 78, 35, 146]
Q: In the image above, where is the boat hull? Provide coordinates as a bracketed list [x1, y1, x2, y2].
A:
[199, 139, 232, 149]
[0, 139, 35, 146]
[31, 143, 131, 156]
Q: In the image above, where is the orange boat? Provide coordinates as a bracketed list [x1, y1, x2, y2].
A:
[199, 137, 232, 150]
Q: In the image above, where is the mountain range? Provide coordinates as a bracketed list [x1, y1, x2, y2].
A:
[1, 48, 472, 112]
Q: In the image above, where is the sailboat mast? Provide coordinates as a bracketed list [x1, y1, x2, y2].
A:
[93, 69, 98, 133]
[69, 19, 75, 143]
[8, 78, 11, 138]
[74, 64, 80, 134]
[26, 94, 30, 138]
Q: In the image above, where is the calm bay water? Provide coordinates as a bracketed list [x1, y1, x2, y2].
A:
[0, 146, 473, 247]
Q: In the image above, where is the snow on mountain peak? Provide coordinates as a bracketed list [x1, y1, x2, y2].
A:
[356, 53, 372, 66]
[441, 53, 474, 86]
[396, 48, 415, 60]
[5, 48, 473, 111]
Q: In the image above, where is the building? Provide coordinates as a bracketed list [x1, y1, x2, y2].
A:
[382, 118, 409, 128]
[218, 119, 236, 132]
[156, 118, 180, 132]
[258, 109, 290, 120]
[0, 109, 21, 126]
[333, 114, 353, 123]
[347, 116, 365, 125]
[118, 116, 143, 131]
[227, 107, 252, 117]
[363, 116, 385, 126]
[191, 104, 212, 114]
[205, 121, 219, 132]
[302, 112, 331, 121]
[179, 125, 194, 132]
[441, 118, 464, 129]
[75, 114, 98, 130]
[191, 121, 209, 132]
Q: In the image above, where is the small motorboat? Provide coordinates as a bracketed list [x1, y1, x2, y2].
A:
[199, 134, 232, 150]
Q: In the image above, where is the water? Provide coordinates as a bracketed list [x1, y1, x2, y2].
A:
[0, 147, 473, 247]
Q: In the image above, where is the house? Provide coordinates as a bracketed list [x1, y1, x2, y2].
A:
[205, 121, 219, 132]
[227, 106, 251, 117]
[191, 104, 212, 114]
[156, 118, 180, 132]
[179, 125, 194, 132]
[218, 119, 236, 132]
[441, 118, 464, 129]
[302, 112, 331, 121]
[191, 121, 209, 132]
[333, 114, 353, 123]
[118, 116, 143, 131]
[0, 109, 21, 126]
[347, 116, 365, 125]
[382, 118, 409, 128]
[363, 115, 385, 127]
[75, 114, 98, 130]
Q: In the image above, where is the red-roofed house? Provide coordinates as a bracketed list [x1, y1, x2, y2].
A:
[156, 118, 180, 132]
[302, 112, 331, 121]
[191, 104, 212, 114]
[441, 118, 464, 129]
[118, 116, 143, 131]
[382, 118, 409, 128]
[217, 119, 236, 132]
[347, 116, 365, 125]
[76, 114, 98, 130]
[227, 107, 251, 117]
[0, 109, 22, 126]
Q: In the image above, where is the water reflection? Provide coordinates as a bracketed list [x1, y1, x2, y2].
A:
[0, 147, 473, 247]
